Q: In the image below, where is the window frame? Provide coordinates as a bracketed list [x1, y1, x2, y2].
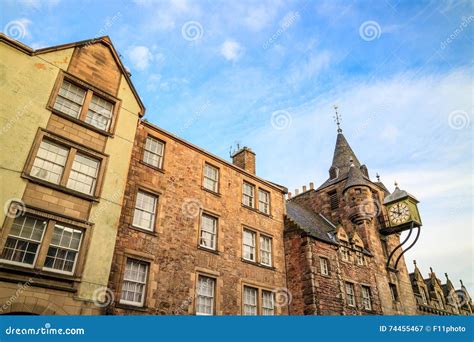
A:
[361, 285, 372, 311]
[141, 134, 166, 171]
[198, 213, 218, 251]
[345, 282, 356, 307]
[195, 274, 216, 316]
[23, 129, 107, 201]
[202, 162, 220, 194]
[131, 189, 159, 232]
[241, 283, 276, 315]
[119, 258, 149, 307]
[242, 181, 255, 208]
[241, 227, 273, 268]
[389, 283, 399, 302]
[47, 71, 121, 136]
[0, 204, 90, 278]
[319, 256, 329, 276]
[258, 188, 271, 215]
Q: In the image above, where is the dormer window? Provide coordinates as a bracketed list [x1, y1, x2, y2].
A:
[329, 166, 339, 179]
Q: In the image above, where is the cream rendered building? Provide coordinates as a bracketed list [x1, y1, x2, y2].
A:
[0, 34, 144, 315]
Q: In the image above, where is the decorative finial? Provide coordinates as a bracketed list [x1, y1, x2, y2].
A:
[394, 181, 399, 188]
[460, 279, 464, 287]
[376, 173, 380, 182]
[445, 273, 449, 280]
[333, 105, 342, 133]
[413, 260, 417, 266]
[430, 266, 433, 273]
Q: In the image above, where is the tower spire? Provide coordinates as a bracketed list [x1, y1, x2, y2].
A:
[333, 105, 342, 134]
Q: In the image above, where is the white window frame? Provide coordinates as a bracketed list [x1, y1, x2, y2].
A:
[199, 214, 217, 250]
[243, 229, 256, 262]
[261, 290, 275, 315]
[259, 235, 272, 266]
[340, 247, 349, 261]
[196, 275, 216, 315]
[320, 257, 329, 276]
[31, 140, 69, 185]
[0, 215, 47, 268]
[243, 286, 258, 315]
[258, 189, 270, 214]
[242, 182, 255, 207]
[120, 258, 149, 307]
[53, 80, 86, 119]
[132, 190, 158, 231]
[66, 153, 100, 195]
[345, 282, 355, 307]
[143, 136, 164, 169]
[356, 251, 364, 265]
[362, 285, 372, 310]
[85, 94, 113, 131]
[203, 163, 219, 193]
[42, 224, 83, 275]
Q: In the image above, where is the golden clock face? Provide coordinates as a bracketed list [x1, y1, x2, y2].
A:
[388, 202, 410, 225]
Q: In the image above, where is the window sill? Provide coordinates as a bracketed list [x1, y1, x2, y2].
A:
[0, 262, 79, 292]
[201, 186, 221, 197]
[115, 303, 149, 312]
[22, 174, 99, 202]
[49, 108, 114, 137]
[139, 160, 165, 174]
[129, 225, 159, 236]
[240, 258, 275, 271]
[197, 245, 220, 255]
[241, 204, 272, 218]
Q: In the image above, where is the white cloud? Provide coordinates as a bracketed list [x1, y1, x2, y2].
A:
[128, 46, 154, 71]
[220, 40, 244, 62]
[286, 50, 332, 85]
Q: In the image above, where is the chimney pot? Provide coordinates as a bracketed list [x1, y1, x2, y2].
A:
[288, 192, 292, 199]
[310, 182, 314, 190]
[303, 185, 307, 192]
[231, 147, 256, 174]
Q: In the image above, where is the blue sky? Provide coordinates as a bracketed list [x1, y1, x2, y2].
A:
[2, 0, 473, 293]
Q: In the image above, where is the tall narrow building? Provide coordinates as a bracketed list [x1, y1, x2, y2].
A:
[0, 34, 145, 314]
[285, 125, 418, 315]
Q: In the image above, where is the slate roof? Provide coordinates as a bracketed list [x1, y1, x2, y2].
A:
[384, 185, 419, 204]
[286, 201, 338, 244]
[317, 132, 362, 190]
[343, 164, 370, 192]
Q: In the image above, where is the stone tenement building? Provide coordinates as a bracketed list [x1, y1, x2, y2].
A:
[0, 35, 472, 316]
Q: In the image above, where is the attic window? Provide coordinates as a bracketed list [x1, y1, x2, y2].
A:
[329, 167, 339, 179]
[49, 71, 120, 134]
[329, 191, 339, 210]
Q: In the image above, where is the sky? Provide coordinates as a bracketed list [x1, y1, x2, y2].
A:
[1, 0, 473, 294]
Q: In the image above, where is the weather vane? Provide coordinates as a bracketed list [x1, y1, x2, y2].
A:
[333, 105, 342, 133]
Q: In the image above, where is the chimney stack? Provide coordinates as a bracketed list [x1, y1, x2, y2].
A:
[302, 185, 307, 192]
[231, 147, 256, 174]
[310, 182, 314, 190]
